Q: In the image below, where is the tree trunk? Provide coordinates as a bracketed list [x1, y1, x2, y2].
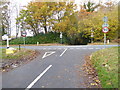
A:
[44, 26, 47, 34]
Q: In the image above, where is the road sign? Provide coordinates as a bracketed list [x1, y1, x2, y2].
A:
[103, 16, 108, 22]
[102, 23, 109, 27]
[21, 31, 27, 37]
[102, 27, 109, 33]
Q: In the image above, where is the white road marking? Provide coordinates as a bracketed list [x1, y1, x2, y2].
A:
[82, 48, 87, 49]
[96, 48, 100, 49]
[42, 51, 55, 59]
[60, 48, 68, 57]
[43, 48, 46, 50]
[26, 65, 52, 89]
[89, 48, 93, 49]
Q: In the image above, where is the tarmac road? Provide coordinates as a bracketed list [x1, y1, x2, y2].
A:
[2, 45, 118, 88]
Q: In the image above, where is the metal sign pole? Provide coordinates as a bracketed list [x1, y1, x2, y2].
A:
[104, 33, 106, 45]
[23, 37, 25, 46]
[61, 38, 62, 44]
[102, 16, 109, 45]
[7, 36, 9, 49]
[60, 32, 63, 44]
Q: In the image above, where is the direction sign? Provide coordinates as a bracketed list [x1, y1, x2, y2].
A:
[102, 23, 109, 27]
[102, 27, 109, 33]
[103, 16, 108, 22]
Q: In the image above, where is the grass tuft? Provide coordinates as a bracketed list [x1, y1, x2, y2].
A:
[91, 47, 119, 88]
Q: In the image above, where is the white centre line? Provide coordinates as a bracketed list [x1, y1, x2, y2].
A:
[26, 65, 52, 89]
[89, 48, 93, 49]
[60, 48, 68, 57]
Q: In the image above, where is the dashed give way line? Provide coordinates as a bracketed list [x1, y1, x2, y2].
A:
[26, 65, 52, 89]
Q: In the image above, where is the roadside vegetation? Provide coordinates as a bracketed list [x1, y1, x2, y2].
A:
[1, 48, 33, 59]
[1, 1, 118, 45]
[91, 47, 119, 88]
[0, 48, 39, 72]
[2, 32, 89, 45]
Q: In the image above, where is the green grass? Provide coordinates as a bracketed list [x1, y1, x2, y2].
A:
[91, 47, 119, 88]
[1, 48, 34, 60]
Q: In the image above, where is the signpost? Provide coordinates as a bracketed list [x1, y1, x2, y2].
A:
[102, 16, 109, 45]
[21, 31, 27, 46]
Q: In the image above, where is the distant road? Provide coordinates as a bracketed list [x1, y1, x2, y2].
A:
[2, 45, 118, 88]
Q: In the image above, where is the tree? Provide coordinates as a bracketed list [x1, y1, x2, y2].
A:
[83, 1, 100, 12]
[53, 2, 77, 33]
[0, 1, 10, 36]
[77, 4, 118, 42]
[17, 2, 57, 35]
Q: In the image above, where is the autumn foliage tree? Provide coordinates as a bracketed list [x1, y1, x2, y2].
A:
[16, 1, 76, 36]
[16, 0, 118, 44]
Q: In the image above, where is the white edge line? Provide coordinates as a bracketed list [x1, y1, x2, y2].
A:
[60, 48, 68, 57]
[26, 65, 52, 89]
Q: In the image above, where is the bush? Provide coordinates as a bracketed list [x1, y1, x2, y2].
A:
[111, 39, 120, 43]
[2, 32, 67, 45]
[2, 32, 90, 45]
[66, 32, 90, 45]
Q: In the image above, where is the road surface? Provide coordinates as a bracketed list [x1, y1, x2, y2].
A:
[2, 45, 118, 88]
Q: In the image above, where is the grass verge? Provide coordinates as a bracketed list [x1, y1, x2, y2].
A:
[1, 48, 33, 60]
[0, 48, 39, 72]
[88, 42, 118, 45]
[91, 47, 119, 88]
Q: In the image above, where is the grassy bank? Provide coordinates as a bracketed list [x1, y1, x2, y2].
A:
[91, 47, 119, 88]
[1, 48, 39, 72]
[1, 48, 34, 60]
